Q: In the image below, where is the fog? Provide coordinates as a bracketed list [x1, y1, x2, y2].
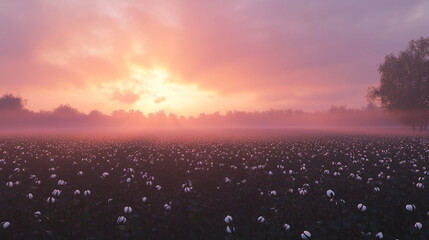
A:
[0, 94, 420, 136]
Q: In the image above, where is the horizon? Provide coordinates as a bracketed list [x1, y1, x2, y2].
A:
[1, 92, 406, 131]
[1, 92, 381, 117]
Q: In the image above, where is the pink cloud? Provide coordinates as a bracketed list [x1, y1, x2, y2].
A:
[154, 96, 166, 104]
[1, 0, 428, 113]
[111, 90, 140, 104]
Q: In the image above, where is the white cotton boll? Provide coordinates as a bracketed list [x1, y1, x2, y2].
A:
[50, 174, 57, 179]
[283, 223, 291, 231]
[142, 197, 147, 203]
[117, 216, 127, 224]
[225, 177, 231, 183]
[27, 193, 33, 199]
[375, 232, 383, 239]
[416, 183, 424, 189]
[47, 197, 56, 204]
[164, 204, 171, 211]
[77, 171, 83, 176]
[74, 190, 81, 195]
[84, 190, 91, 197]
[301, 230, 311, 239]
[257, 216, 265, 223]
[326, 189, 335, 198]
[6, 181, 13, 188]
[1, 222, 10, 229]
[57, 180, 65, 186]
[34, 211, 41, 218]
[415, 222, 422, 230]
[357, 203, 367, 212]
[226, 226, 235, 234]
[124, 206, 132, 214]
[52, 189, 61, 197]
[405, 204, 416, 212]
[156, 185, 162, 190]
[224, 215, 233, 224]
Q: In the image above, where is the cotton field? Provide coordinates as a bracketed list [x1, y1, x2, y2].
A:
[0, 136, 428, 239]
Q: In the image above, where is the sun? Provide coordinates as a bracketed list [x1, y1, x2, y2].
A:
[126, 66, 216, 115]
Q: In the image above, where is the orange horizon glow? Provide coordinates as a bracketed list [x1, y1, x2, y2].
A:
[1, 1, 428, 116]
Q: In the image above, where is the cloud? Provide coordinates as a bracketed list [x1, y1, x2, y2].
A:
[129, 0, 427, 95]
[1, 0, 428, 114]
[111, 90, 141, 104]
[154, 96, 166, 104]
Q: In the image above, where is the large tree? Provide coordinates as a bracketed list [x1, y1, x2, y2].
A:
[368, 37, 429, 131]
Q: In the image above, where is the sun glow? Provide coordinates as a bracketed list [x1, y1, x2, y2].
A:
[105, 66, 219, 115]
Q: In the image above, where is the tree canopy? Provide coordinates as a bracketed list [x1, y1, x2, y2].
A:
[368, 37, 429, 130]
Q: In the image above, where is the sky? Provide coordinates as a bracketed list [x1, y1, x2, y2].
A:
[1, 0, 428, 116]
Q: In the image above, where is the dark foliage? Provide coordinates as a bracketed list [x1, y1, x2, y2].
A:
[369, 37, 429, 129]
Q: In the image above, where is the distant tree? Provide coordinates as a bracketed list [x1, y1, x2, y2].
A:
[0, 94, 25, 112]
[368, 37, 429, 131]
